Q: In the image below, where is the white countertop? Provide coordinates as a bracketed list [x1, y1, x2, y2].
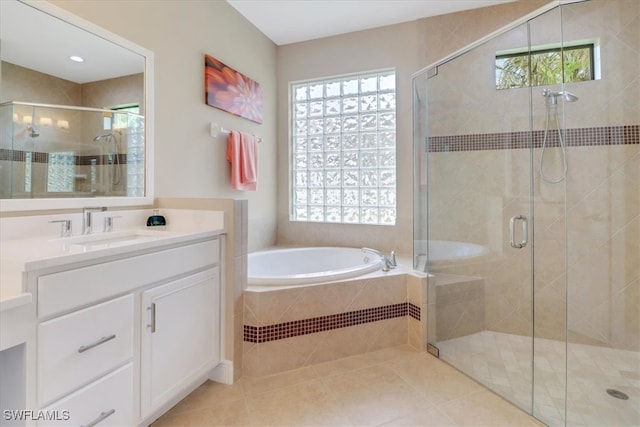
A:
[0, 209, 225, 312]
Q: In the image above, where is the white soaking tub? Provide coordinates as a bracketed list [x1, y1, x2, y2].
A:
[247, 247, 383, 286]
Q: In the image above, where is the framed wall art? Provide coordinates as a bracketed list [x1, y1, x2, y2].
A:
[205, 54, 263, 124]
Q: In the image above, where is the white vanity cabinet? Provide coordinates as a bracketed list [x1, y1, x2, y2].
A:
[140, 267, 221, 417]
[30, 236, 223, 426]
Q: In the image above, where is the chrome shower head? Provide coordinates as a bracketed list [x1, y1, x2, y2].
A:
[560, 91, 578, 102]
[93, 133, 113, 141]
[27, 126, 40, 137]
[542, 88, 579, 104]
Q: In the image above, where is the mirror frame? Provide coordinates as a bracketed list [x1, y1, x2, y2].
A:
[0, 0, 154, 212]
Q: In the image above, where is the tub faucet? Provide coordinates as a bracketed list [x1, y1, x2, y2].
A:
[83, 206, 107, 234]
[362, 247, 397, 272]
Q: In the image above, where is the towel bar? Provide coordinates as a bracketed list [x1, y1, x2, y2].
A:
[210, 122, 262, 142]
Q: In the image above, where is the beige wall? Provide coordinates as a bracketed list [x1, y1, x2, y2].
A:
[1, 62, 81, 105]
[276, 0, 547, 256]
[52, 0, 278, 251]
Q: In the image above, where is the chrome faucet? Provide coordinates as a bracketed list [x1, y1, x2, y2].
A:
[362, 247, 397, 272]
[49, 219, 72, 237]
[82, 207, 107, 234]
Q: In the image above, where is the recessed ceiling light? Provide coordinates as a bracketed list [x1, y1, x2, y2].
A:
[69, 55, 84, 63]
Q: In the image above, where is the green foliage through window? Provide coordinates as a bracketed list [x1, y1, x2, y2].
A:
[496, 44, 594, 89]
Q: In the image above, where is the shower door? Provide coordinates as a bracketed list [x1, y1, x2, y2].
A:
[414, 18, 538, 414]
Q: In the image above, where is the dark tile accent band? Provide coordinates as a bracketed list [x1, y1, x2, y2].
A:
[408, 302, 421, 321]
[244, 302, 421, 343]
[0, 148, 130, 165]
[428, 125, 639, 152]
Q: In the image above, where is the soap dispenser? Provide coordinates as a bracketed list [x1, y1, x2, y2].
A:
[147, 209, 166, 227]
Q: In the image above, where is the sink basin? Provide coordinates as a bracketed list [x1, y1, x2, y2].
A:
[50, 229, 174, 252]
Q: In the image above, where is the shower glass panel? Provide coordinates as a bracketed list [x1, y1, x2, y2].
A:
[528, 6, 568, 426]
[560, 1, 639, 426]
[413, 0, 639, 426]
[414, 20, 536, 415]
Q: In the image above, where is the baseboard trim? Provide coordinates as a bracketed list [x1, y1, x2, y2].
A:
[209, 360, 233, 384]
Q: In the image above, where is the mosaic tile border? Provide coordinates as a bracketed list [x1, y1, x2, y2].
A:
[0, 148, 130, 165]
[428, 125, 639, 152]
[244, 302, 421, 344]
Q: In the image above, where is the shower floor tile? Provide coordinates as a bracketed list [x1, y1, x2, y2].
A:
[437, 330, 640, 427]
[152, 344, 543, 426]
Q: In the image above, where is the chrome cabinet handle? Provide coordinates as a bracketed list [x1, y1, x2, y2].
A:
[509, 215, 528, 249]
[148, 303, 156, 333]
[81, 409, 115, 427]
[77, 334, 116, 353]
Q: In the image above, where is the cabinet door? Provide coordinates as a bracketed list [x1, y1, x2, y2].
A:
[140, 268, 220, 416]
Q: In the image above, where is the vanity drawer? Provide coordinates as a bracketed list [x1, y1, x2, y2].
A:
[38, 294, 133, 406]
[40, 363, 133, 426]
[38, 238, 220, 318]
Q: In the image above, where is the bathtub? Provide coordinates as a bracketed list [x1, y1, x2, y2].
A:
[248, 247, 383, 286]
[414, 240, 488, 270]
[424, 240, 488, 262]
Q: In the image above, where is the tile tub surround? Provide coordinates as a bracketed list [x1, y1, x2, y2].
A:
[244, 302, 420, 343]
[243, 271, 428, 377]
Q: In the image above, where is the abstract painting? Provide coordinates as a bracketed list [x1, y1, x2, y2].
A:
[205, 54, 263, 124]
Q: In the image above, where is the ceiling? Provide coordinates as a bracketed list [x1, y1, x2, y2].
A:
[226, 0, 518, 46]
[0, 0, 516, 85]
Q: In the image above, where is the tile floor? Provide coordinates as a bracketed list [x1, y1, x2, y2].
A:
[438, 331, 640, 427]
[153, 345, 543, 426]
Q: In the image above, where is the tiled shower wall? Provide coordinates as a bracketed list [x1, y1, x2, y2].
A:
[425, 0, 639, 351]
[428, 142, 639, 351]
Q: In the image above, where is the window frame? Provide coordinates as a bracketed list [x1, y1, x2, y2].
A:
[495, 42, 596, 90]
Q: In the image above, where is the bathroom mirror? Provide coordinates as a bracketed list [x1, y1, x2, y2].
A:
[0, 0, 154, 211]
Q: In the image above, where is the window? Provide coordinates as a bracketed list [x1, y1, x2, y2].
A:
[24, 152, 32, 193]
[290, 70, 397, 225]
[109, 104, 145, 197]
[47, 152, 75, 192]
[111, 104, 140, 129]
[496, 43, 594, 89]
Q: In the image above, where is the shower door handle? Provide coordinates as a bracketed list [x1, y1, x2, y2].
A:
[509, 215, 528, 249]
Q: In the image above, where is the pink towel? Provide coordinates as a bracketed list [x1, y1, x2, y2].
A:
[226, 130, 258, 191]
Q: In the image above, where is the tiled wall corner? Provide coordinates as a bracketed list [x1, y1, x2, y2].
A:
[233, 199, 249, 381]
[407, 272, 428, 350]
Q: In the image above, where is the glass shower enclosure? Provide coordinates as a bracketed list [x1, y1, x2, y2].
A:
[413, 1, 639, 426]
[0, 101, 144, 199]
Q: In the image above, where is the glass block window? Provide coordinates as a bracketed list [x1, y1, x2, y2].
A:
[24, 152, 32, 193]
[290, 70, 396, 225]
[110, 105, 145, 197]
[47, 152, 75, 192]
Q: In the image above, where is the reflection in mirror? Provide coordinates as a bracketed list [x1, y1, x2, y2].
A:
[0, 0, 151, 206]
[0, 102, 144, 198]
